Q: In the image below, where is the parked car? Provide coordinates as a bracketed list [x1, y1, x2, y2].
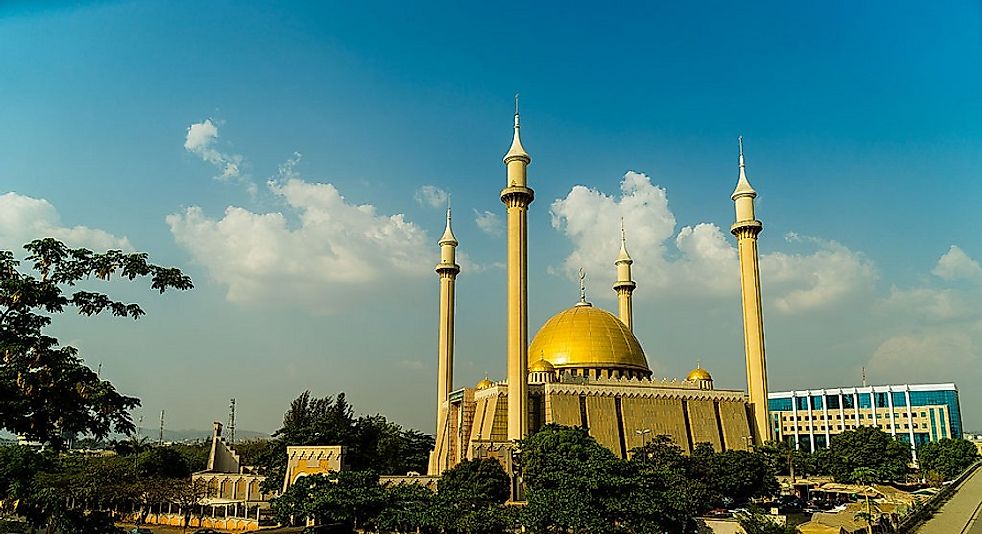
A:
[192, 530, 222, 534]
[130, 528, 153, 534]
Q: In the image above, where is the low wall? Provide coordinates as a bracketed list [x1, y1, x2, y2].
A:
[895, 460, 982, 533]
[125, 511, 261, 532]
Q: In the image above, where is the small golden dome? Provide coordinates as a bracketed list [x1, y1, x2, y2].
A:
[528, 359, 555, 373]
[687, 367, 712, 381]
[475, 378, 495, 390]
[529, 304, 650, 374]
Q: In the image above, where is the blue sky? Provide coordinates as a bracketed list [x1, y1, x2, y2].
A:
[2, 1, 982, 434]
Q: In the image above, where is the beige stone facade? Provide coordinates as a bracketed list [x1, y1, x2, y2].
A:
[430, 375, 754, 473]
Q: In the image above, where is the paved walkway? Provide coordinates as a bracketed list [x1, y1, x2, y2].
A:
[916, 465, 982, 533]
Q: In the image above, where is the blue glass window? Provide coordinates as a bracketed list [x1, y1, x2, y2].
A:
[796, 396, 808, 411]
[875, 392, 889, 408]
[892, 392, 907, 407]
[826, 395, 840, 409]
[769, 398, 792, 412]
[858, 393, 872, 408]
[811, 396, 823, 410]
[843, 395, 855, 409]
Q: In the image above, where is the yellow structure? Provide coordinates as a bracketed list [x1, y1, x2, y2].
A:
[613, 221, 636, 331]
[428, 113, 773, 475]
[501, 96, 534, 442]
[435, 206, 459, 428]
[281, 445, 344, 491]
[731, 137, 770, 443]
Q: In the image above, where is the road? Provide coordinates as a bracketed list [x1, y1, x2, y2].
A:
[916, 465, 982, 534]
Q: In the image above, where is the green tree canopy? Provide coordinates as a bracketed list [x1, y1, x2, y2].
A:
[917, 438, 980, 482]
[258, 390, 434, 493]
[0, 238, 191, 448]
[827, 427, 911, 483]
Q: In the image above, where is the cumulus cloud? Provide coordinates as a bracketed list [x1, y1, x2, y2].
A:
[184, 119, 247, 185]
[0, 192, 132, 251]
[550, 171, 874, 312]
[876, 286, 971, 321]
[167, 179, 432, 304]
[550, 171, 675, 287]
[474, 209, 503, 237]
[414, 185, 449, 208]
[932, 245, 982, 281]
[761, 236, 876, 314]
[867, 329, 980, 384]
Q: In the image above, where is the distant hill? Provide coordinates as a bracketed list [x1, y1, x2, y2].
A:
[134, 428, 271, 442]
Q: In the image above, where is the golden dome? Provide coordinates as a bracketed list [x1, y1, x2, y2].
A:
[687, 367, 712, 381]
[529, 304, 650, 373]
[475, 378, 495, 390]
[528, 359, 555, 373]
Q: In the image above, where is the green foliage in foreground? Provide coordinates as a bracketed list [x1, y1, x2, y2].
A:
[0, 444, 206, 533]
[271, 458, 513, 533]
[917, 438, 980, 482]
[828, 427, 912, 483]
[0, 238, 191, 449]
[738, 508, 798, 534]
[256, 390, 435, 493]
[520, 425, 778, 534]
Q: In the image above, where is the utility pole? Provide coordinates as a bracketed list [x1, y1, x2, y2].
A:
[228, 398, 236, 444]
[158, 410, 165, 445]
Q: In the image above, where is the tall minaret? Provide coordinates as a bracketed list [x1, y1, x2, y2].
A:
[613, 220, 636, 331]
[435, 205, 460, 422]
[730, 137, 770, 443]
[501, 95, 534, 442]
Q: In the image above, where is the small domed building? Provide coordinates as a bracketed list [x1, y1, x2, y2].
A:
[427, 107, 769, 475]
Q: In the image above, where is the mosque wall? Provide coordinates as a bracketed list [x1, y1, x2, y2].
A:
[719, 401, 754, 450]
[586, 396, 623, 457]
[687, 399, 723, 451]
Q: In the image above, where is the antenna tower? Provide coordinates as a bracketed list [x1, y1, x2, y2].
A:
[158, 410, 165, 445]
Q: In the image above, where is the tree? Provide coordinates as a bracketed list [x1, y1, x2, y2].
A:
[136, 446, 192, 478]
[690, 443, 778, 504]
[827, 427, 911, 483]
[917, 438, 980, 483]
[431, 459, 512, 533]
[0, 238, 192, 448]
[737, 508, 797, 534]
[258, 390, 435, 493]
[373, 483, 434, 533]
[520, 424, 626, 533]
[167, 477, 209, 533]
[272, 471, 386, 530]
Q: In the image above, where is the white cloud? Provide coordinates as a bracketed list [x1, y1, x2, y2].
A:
[867, 329, 980, 385]
[414, 185, 449, 208]
[550, 171, 675, 289]
[932, 245, 982, 281]
[877, 286, 970, 321]
[167, 178, 432, 304]
[550, 172, 875, 312]
[184, 119, 245, 182]
[0, 192, 132, 251]
[761, 237, 876, 314]
[474, 209, 503, 237]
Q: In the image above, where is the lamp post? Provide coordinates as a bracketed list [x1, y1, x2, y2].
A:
[635, 428, 652, 448]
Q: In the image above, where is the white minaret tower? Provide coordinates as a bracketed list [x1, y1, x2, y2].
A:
[501, 96, 534, 442]
[613, 219, 636, 331]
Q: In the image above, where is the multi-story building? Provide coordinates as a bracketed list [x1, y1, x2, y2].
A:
[768, 383, 962, 461]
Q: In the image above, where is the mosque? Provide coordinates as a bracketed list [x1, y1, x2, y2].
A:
[427, 105, 771, 475]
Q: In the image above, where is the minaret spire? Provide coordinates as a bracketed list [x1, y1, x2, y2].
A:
[501, 99, 535, 442]
[430, 197, 461, 474]
[613, 218, 637, 330]
[730, 137, 770, 445]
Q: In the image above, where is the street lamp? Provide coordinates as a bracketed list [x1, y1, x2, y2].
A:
[635, 428, 652, 448]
